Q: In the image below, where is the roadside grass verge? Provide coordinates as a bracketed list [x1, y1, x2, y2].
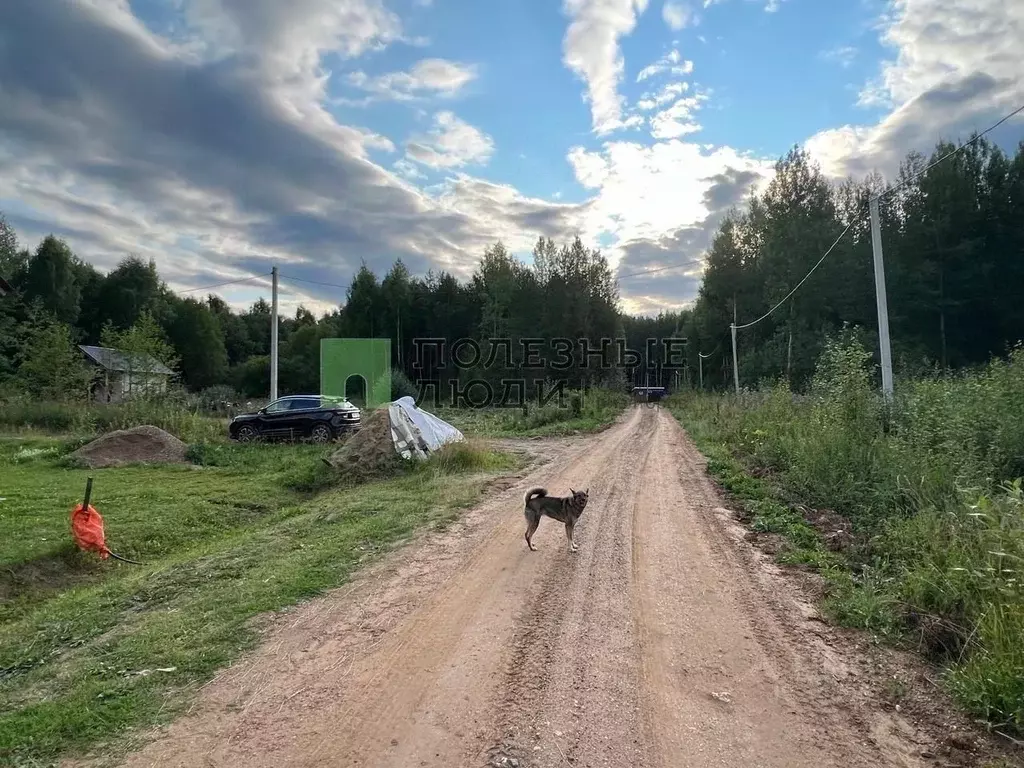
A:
[0, 394, 630, 445]
[667, 337, 1024, 736]
[0, 399, 225, 443]
[0, 436, 522, 766]
[438, 387, 628, 438]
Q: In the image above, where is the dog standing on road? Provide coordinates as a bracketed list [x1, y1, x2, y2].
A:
[523, 487, 589, 553]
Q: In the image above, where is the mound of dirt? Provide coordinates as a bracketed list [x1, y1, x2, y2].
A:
[326, 408, 403, 481]
[71, 425, 189, 469]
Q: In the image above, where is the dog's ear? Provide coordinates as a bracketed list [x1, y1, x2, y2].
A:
[569, 487, 576, 495]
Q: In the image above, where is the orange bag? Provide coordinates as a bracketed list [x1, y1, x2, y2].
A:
[70, 478, 141, 564]
[71, 501, 112, 559]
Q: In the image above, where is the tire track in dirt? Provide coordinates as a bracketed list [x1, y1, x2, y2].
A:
[378, 406, 647, 768]
[488, 406, 658, 768]
[631, 409, 877, 767]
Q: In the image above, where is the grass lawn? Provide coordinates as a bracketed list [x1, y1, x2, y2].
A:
[0, 434, 521, 766]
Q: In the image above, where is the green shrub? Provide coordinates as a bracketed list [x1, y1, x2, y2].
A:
[195, 385, 241, 415]
[390, 369, 419, 401]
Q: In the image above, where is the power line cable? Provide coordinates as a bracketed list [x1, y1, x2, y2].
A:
[280, 251, 705, 290]
[733, 101, 1024, 332]
[733, 213, 862, 330]
[177, 273, 272, 294]
[278, 273, 350, 291]
[873, 102, 1024, 203]
[617, 257, 706, 281]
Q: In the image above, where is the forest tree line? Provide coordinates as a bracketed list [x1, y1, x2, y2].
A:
[687, 135, 1024, 389]
[0, 228, 631, 403]
[1, 131, 1022, 403]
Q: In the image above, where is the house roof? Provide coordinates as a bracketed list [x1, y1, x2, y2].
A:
[79, 345, 175, 376]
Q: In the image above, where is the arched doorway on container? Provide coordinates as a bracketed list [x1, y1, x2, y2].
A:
[344, 373, 368, 407]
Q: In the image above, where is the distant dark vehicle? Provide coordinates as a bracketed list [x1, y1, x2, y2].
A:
[632, 386, 667, 405]
[228, 395, 361, 444]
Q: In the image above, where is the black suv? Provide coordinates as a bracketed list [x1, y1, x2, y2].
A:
[228, 395, 361, 444]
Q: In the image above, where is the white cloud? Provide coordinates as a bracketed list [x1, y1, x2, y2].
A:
[566, 140, 771, 271]
[821, 45, 857, 69]
[650, 95, 706, 138]
[393, 158, 426, 180]
[662, 2, 694, 30]
[429, 175, 587, 257]
[806, 0, 1024, 182]
[183, 0, 404, 70]
[700, 0, 786, 12]
[561, 0, 649, 135]
[0, 2, 592, 319]
[405, 112, 495, 169]
[863, 0, 1019, 108]
[345, 59, 478, 102]
[347, 127, 397, 156]
[636, 48, 694, 81]
[637, 81, 689, 111]
[565, 139, 771, 314]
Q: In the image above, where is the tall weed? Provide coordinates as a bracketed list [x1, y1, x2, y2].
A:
[0, 399, 224, 442]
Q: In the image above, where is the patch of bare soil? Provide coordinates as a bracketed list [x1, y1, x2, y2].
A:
[67, 407, 1022, 768]
[0, 546, 102, 603]
[70, 425, 188, 469]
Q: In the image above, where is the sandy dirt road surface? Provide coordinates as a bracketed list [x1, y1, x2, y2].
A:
[100, 406, 935, 768]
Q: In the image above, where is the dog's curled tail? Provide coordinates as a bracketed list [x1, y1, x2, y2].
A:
[524, 487, 547, 505]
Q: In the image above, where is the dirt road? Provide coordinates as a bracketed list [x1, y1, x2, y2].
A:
[105, 406, 931, 768]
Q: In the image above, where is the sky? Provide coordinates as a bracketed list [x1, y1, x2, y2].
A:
[0, 0, 1021, 318]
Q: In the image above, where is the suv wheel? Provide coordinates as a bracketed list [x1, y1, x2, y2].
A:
[310, 423, 333, 444]
[236, 424, 258, 443]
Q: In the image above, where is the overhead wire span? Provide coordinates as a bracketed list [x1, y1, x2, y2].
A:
[617, 257, 706, 281]
[732, 214, 862, 331]
[278, 273, 350, 291]
[178, 273, 272, 294]
[873, 102, 1024, 203]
